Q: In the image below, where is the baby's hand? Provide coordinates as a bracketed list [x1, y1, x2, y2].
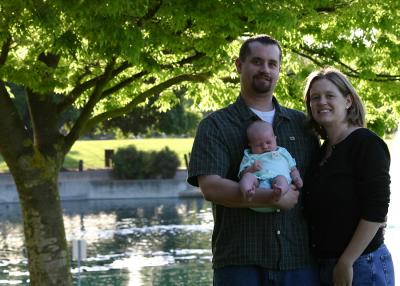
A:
[242, 161, 262, 174]
[292, 176, 303, 189]
[252, 160, 262, 171]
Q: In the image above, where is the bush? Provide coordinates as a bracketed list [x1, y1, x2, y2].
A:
[112, 146, 180, 179]
[152, 147, 181, 179]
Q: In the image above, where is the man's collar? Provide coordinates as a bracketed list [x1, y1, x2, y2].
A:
[272, 97, 291, 120]
[235, 95, 256, 120]
[236, 95, 291, 121]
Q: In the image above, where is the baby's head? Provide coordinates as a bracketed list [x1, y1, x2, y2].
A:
[247, 121, 277, 154]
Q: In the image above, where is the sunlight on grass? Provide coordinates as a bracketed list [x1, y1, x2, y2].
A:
[0, 138, 194, 172]
[64, 138, 194, 170]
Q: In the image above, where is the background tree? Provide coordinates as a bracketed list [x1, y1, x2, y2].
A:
[102, 89, 202, 137]
[0, 0, 399, 285]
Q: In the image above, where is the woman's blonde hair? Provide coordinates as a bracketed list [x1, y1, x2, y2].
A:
[304, 67, 365, 139]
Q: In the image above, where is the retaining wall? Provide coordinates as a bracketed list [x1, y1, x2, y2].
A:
[0, 170, 201, 203]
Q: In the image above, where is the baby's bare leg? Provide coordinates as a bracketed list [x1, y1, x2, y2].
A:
[239, 173, 259, 200]
[272, 175, 290, 195]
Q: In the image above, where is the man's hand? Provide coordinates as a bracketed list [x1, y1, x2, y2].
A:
[292, 176, 303, 189]
[273, 185, 299, 211]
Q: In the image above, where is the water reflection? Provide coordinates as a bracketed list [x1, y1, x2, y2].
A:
[0, 198, 213, 286]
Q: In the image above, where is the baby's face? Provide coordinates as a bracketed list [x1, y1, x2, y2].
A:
[249, 130, 277, 154]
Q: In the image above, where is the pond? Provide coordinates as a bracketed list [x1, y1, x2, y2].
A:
[0, 194, 399, 285]
[0, 198, 214, 285]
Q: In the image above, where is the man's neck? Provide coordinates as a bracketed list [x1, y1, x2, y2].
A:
[241, 92, 274, 111]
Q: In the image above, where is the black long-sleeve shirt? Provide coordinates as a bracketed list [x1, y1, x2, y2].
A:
[303, 128, 391, 259]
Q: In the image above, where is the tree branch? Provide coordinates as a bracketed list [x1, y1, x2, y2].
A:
[26, 88, 65, 153]
[136, 0, 163, 27]
[82, 72, 211, 135]
[58, 60, 133, 113]
[64, 59, 117, 149]
[159, 51, 206, 69]
[60, 44, 206, 113]
[0, 35, 12, 66]
[38, 52, 60, 68]
[0, 81, 31, 170]
[314, 1, 356, 13]
[292, 47, 400, 82]
[100, 51, 206, 99]
[100, 70, 149, 99]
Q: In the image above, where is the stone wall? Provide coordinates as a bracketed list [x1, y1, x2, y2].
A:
[0, 170, 201, 203]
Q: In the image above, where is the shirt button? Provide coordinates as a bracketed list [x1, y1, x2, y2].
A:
[276, 230, 281, 235]
[312, 243, 316, 248]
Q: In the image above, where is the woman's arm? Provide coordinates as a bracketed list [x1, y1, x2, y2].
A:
[333, 219, 382, 285]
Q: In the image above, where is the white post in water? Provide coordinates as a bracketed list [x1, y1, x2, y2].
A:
[72, 239, 87, 286]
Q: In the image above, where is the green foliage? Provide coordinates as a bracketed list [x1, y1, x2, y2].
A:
[151, 147, 181, 179]
[0, 0, 399, 140]
[101, 90, 201, 136]
[112, 146, 180, 179]
[112, 145, 151, 179]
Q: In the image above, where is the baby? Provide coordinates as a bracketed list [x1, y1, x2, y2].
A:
[239, 120, 303, 212]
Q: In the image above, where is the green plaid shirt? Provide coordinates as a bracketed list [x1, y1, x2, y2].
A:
[188, 95, 319, 270]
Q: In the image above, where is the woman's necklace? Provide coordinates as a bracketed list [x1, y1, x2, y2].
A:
[319, 126, 359, 166]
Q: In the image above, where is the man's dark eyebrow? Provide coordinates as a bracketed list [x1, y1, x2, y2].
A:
[250, 56, 263, 61]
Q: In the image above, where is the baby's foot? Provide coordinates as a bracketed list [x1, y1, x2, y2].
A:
[246, 187, 256, 201]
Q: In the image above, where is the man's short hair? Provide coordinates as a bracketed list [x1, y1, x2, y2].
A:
[239, 35, 282, 63]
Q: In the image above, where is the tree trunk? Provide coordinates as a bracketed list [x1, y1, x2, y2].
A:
[14, 167, 72, 286]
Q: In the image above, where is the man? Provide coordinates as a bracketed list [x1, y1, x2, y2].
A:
[187, 35, 320, 285]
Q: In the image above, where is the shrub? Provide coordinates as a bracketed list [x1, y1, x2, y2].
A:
[112, 146, 180, 179]
[152, 147, 180, 179]
[112, 145, 146, 179]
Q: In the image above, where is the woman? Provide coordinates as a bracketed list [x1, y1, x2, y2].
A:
[303, 67, 395, 285]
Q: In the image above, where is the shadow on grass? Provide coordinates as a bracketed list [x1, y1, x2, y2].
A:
[63, 150, 81, 170]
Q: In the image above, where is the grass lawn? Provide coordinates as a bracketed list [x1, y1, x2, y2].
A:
[0, 138, 194, 172]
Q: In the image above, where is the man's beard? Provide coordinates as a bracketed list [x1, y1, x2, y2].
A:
[252, 75, 273, 94]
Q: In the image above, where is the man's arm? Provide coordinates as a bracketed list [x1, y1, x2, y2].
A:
[198, 175, 299, 210]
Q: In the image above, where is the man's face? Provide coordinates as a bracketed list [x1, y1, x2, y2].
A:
[236, 42, 280, 97]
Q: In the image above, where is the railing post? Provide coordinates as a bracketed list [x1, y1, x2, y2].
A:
[78, 160, 83, 172]
[105, 149, 114, 167]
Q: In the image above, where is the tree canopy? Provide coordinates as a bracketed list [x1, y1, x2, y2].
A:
[0, 0, 399, 284]
[1, 0, 399, 142]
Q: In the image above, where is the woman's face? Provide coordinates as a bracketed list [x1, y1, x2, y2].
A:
[308, 78, 352, 127]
